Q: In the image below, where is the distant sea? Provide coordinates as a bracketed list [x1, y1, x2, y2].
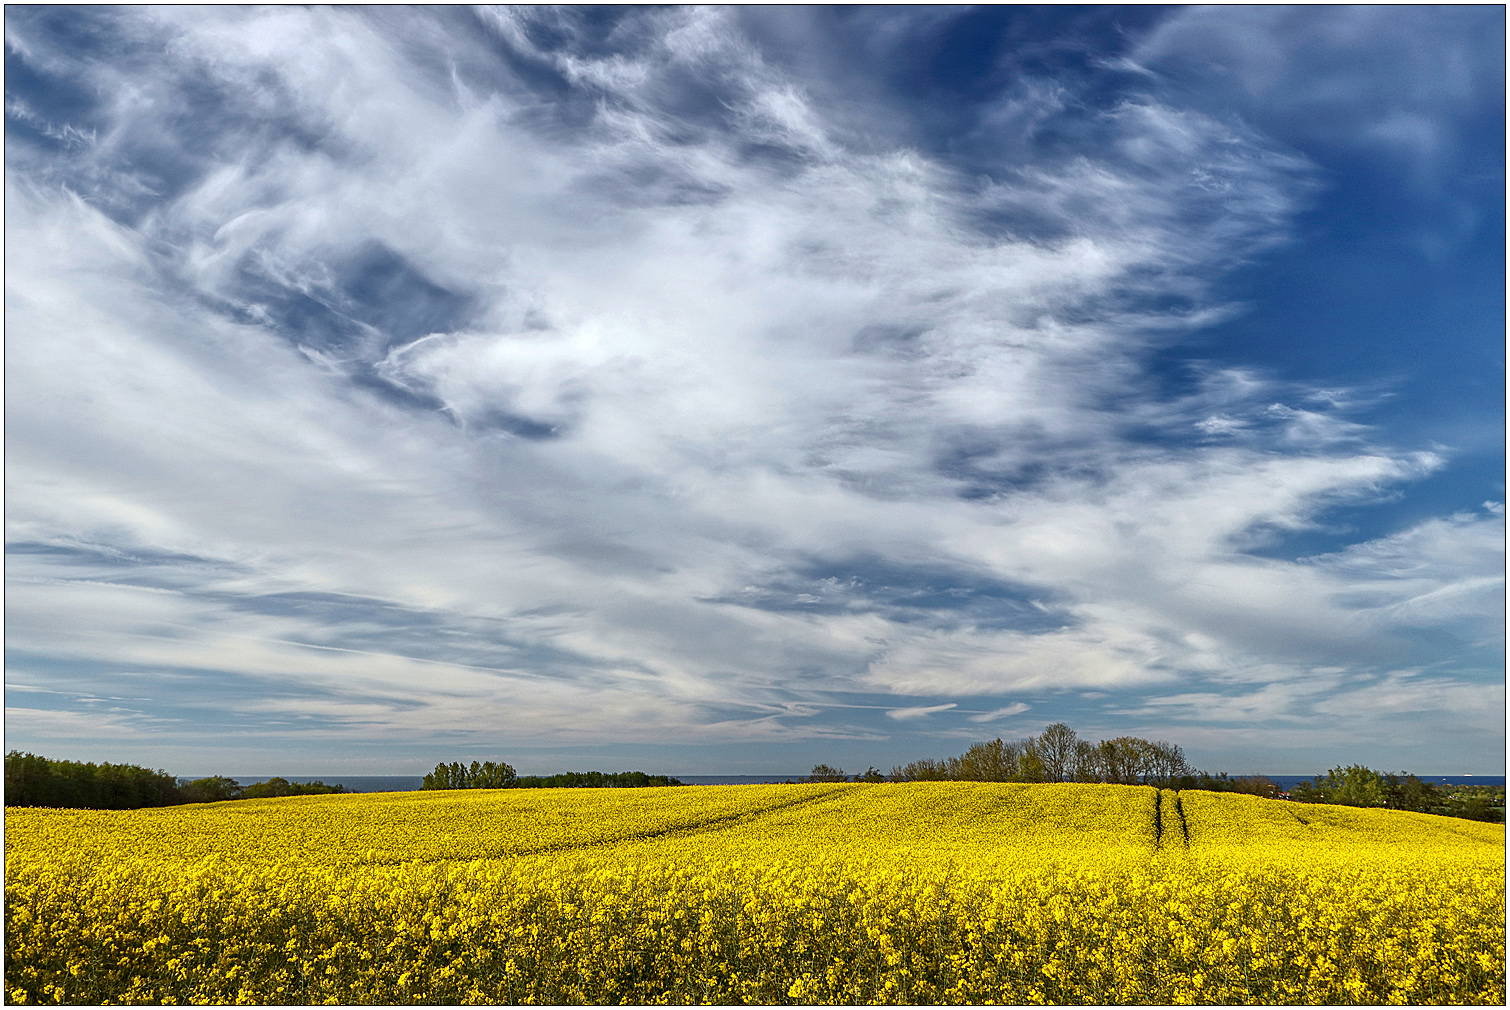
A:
[212, 773, 1504, 794]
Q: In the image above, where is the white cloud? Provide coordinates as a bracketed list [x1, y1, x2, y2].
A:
[968, 703, 1031, 724]
[4, 8, 1498, 766]
[1307, 508, 1505, 643]
[5, 706, 156, 740]
[886, 703, 957, 721]
[1126, 4, 1503, 205]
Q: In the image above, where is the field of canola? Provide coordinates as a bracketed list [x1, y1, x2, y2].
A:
[6, 782, 1504, 1005]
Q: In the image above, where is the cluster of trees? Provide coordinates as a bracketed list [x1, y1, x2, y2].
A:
[421, 760, 519, 790]
[420, 761, 683, 790]
[514, 771, 683, 789]
[801, 765, 885, 783]
[1293, 765, 1503, 822]
[883, 723, 1232, 788]
[181, 776, 346, 801]
[6, 751, 182, 809]
[4, 752, 345, 809]
[806, 729, 1502, 824]
[15, 745, 1498, 823]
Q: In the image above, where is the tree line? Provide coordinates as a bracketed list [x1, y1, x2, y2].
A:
[1292, 765, 1503, 822]
[888, 723, 1213, 788]
[12, 742, 1499, 822]
[420, 760, 682, 790]
[179, 775, 348, 802]
[802, 724, 1503, 822]
[4, 751, 345, 810]
[806, 723, 1275, 793]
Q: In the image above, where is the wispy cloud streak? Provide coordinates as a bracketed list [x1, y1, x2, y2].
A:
[5, 7, 1500, 771]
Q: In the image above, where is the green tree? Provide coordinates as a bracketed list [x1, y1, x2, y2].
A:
[423, 761, 465, 790]
[421, 760, 517, 790]
[952, 739, 1020, 782]
[239, 777, 346, 798]
[468, 761, 517, 789]
[1382, 773, 1439, 814]
[1438, 786, 1505, 822]
[4, 751, 182, 809]
[1331, 766, 1388, 807]
[509, 770, 681, 788]
[242, 777, 293, 799]
[802, 764, 847, 783]
[287, 780, 347, 796]
[1016, 745, 1049, 783]
[181, 776, 242, 803]
[1293, 765, 1388, 807]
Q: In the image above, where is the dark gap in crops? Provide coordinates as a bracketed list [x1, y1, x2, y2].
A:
[363, 785, 857, 866]
[1153, 789, 1188, 851]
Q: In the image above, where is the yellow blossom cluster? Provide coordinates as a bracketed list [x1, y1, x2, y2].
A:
[6, 783, 1503, 1004]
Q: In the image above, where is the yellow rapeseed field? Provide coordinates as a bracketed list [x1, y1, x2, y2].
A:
[5, 783, 1504, 1004]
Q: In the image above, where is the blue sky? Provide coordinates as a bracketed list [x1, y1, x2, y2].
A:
[5, 6, 1503, 776]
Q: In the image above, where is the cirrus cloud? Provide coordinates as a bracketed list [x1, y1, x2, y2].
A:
[5, 7, 1501, 774]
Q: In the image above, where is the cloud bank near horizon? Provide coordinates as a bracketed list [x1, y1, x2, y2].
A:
[5, 7, 1502, 773]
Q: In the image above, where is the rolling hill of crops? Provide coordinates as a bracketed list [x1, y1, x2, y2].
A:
[6, 783, 1504, 1004]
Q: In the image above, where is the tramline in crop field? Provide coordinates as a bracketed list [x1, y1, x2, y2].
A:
[6, 782, 1504, 1004]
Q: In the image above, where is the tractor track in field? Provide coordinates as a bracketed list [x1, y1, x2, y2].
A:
[347, 785, 862, 868]
[1154, 789, 1189, 850]
[494, 785, 856, 863]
